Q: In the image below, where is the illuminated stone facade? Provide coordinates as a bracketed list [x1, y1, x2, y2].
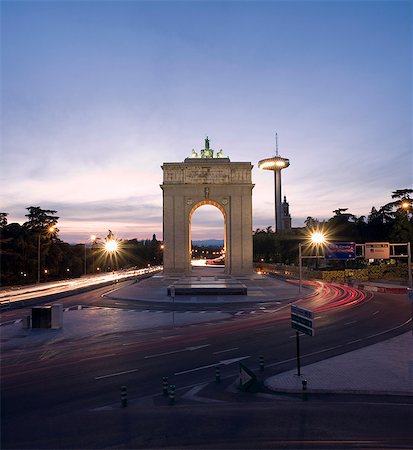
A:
[161, 145, 254, 275]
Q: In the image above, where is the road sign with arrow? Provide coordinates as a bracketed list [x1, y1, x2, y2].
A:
[239, 363, 257, 392]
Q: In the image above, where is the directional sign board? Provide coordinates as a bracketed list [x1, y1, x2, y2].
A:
[365, 242, 390, 260]
[291, 305, 314, 336]
[324, 242, 356, 260]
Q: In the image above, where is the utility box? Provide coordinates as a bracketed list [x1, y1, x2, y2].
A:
[51, 304, 63, 329]
[32, 306, 52, 328]
[31, 304, 63, 329]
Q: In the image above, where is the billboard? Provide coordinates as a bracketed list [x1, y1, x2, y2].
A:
[365, 242, 390, 259]
[324, 242, 356, 260]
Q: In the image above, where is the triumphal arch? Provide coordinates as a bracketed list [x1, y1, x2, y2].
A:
[161, 138, 254, 275]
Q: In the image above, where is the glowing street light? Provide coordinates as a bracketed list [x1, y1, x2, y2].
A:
[401, 200, 411, 211]
[298, 230, 328, 293]
[311, 232, 326, 245]
[105, 240, 118, 252]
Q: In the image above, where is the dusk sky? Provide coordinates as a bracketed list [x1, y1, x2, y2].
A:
[1, 1, 411, 244]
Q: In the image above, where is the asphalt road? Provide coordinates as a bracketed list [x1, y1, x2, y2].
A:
[1, 279, 411, 449]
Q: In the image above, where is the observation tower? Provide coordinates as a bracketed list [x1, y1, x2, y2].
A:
[258, 134, 290, 233]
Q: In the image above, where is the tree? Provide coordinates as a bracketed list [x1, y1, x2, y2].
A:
[24, 206, 59, 233]
[0, 212, 8, 228]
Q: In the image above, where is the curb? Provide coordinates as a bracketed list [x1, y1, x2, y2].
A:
[263, 381, 413, 397]
[345, 283, 408, 294]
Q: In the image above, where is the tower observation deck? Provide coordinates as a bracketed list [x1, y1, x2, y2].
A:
[258, 135, 290, 233]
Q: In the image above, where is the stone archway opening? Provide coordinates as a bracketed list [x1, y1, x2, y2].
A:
[189, 201, 226, 273]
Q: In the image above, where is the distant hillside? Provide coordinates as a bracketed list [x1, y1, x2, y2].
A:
[192, 239, 224, 247]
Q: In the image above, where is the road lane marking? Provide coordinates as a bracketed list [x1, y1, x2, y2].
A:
[95, 368, 138, 380]
[175, 356, 250, 376]
[213, 347, 239, 355]
[373, 310, 380, 316]
[79, 353, 117, 362]
[145, 344, 210, 359]
[344, 321, 357, 325]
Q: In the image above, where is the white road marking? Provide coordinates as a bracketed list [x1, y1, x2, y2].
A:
[235, 311, 244, 315]
[373, 310, 380, 316]
[213, 347, 239, 355]
[182, 383, 224, 403]
[145, 344, 210, 359]
[344, 321, 357, 325]
[79, 353, 117, 362]
[175, 356, 250, 376]
[95, 368, 138, 380]
[315, 316, 323, 319]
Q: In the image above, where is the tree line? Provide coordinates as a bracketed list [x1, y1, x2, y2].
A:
[0, 207, 162, 286]
[253, 189, 413, 265]
[0, 189, 411, 285]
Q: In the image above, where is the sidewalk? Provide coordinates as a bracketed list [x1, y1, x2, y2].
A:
[265, 332, 413, 396]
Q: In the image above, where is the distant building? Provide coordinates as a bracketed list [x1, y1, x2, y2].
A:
[281, 195, 292, 231]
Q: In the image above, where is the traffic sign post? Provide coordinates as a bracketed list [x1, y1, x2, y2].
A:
[291, 305, 314, 376]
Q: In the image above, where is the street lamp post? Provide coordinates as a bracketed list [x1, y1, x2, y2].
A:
[37, 233, 41, 284]
[84, 242, 87, 276]
[91, 235, 97, 274]
[298, 232, 326, 293]
[299, 243, 303, 293]
[84, 235, 97, 276]
[37, 226, 56, 283]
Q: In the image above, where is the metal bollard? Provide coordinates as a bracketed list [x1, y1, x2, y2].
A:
[169, 384, 176, 405]
[215, 366, 221, 383]
[121, 385, 127, 407]
[259, 355, 265, 372]
[302, 379, 308, 401]
[162, 376, 169, 396]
